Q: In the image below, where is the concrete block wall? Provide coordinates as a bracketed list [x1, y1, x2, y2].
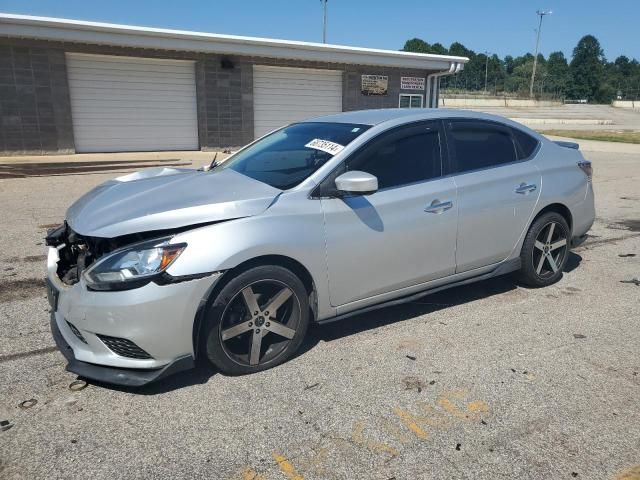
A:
[0, 41, 74, 155]
[198, 56, 254, 149]
[1, 38, 439, 155]
[200, 56, 434, 149]
[343, 66, 431, 111]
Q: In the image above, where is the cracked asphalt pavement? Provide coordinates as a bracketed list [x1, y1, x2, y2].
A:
[0, 146, 638, 479]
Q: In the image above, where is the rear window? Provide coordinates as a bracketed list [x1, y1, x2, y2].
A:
[447, 120, 518, 173]
[511, 128, 540, 159]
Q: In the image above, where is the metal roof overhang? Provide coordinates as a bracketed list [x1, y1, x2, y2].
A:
[0, 13, 468, 71]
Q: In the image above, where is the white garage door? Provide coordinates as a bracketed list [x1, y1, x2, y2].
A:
[66, 53, 199, 153]
[253, 65, 343, 138]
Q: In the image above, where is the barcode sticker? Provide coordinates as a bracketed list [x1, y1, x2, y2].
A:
[304, 138, 345, 156]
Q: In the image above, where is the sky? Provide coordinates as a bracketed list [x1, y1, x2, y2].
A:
[0, 0, 637, 60]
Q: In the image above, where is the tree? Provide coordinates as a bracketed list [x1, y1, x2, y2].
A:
[448, 42, 472, 57]
[402, 38, 449, 56]
[400, 33, 638, 101]
[504, 55, 515, 75]
[602, 55, 640, 100]
[569, 35, 606, 101]
[546, 51, 570, 98]
[505, 60, 547, 94]
[513, 53, 534, 69]
[429, 43, 448, 55]
[487, 54, 506, 93]
[614, 55, 633, 76]
[402, 38, 431, 53]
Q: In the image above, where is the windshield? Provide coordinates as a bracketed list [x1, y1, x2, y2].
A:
[214, 122, 371, 189]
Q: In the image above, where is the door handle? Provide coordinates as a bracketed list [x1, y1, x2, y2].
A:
[515, 183, 537, 195]
[425, 200, 453, 214]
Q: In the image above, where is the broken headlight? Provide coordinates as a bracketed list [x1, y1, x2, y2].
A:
[83, 238, 186, 291]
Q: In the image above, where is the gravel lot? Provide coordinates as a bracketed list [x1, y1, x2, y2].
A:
[0, 144, 638, 480]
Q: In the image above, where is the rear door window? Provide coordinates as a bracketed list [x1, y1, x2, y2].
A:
[445, 120, 518, 174]
[511, 128, 540, 159]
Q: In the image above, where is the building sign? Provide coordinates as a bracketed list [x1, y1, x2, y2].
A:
[361, 75, 388, 96]
[401, 76, 426, 90]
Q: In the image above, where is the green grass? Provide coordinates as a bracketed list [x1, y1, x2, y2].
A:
[540, 130, 640, 144]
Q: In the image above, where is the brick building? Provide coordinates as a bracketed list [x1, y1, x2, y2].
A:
[0, 13, 467, 155]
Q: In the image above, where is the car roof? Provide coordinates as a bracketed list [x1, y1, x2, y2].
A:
[306, 108, 521, 128]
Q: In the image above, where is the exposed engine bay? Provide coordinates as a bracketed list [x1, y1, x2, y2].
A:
[45, 223, 194, 286]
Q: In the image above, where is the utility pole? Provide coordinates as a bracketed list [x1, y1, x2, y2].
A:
[529, 9, 551, 98]
[321, 0, 328, 43]
[484, 51, 490, 93]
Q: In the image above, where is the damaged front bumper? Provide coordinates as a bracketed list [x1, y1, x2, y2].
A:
[49, 305, 194, 387]
[47, 246, 221, 387]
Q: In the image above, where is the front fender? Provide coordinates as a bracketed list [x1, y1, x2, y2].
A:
[166, 190, 334, 320]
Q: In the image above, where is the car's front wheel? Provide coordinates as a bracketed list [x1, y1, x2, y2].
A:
[202, 265, 310, 375]
[517, 211, 570, 287]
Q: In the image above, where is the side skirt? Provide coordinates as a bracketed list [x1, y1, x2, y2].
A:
[316, 258, 521, 325]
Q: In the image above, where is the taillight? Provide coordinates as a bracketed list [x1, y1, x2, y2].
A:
[578, 161, 592, 181]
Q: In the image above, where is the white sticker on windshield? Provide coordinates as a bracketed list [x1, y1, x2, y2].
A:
[305, 138, 345, 156]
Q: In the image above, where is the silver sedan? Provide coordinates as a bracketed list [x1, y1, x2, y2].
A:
[45, 109, 595, 386]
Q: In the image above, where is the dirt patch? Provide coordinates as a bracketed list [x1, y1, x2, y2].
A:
[575, 233, 640, 252]
[0, 346, 57, 364]
[38, 223, 61, 229]
[396, 338, 420, 351]
[2, 255, 47, 263]
[22, 255, 47, 263]
[612, 465, 640, 480]
[0, 277, 46, 303]
[565, 287, 582, 293]
[607, 220, 640, 232]
[402, 376, 428, 392]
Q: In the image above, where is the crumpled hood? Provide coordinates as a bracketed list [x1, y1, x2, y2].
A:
[66, 167, 281, 238]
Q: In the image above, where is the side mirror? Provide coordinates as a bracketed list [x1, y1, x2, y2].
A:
[334, 171, 378, 196]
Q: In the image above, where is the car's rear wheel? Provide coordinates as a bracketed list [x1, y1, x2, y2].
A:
[203, 265, 309, 375]
[516, 212, 570, 287]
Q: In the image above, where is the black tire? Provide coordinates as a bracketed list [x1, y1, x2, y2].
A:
[202, 265, 309, 375]
[516, 212, 570, 288]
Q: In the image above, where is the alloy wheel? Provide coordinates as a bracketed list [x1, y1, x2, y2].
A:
[532, 221, 568, 279]
[218, 280, 300, 367]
